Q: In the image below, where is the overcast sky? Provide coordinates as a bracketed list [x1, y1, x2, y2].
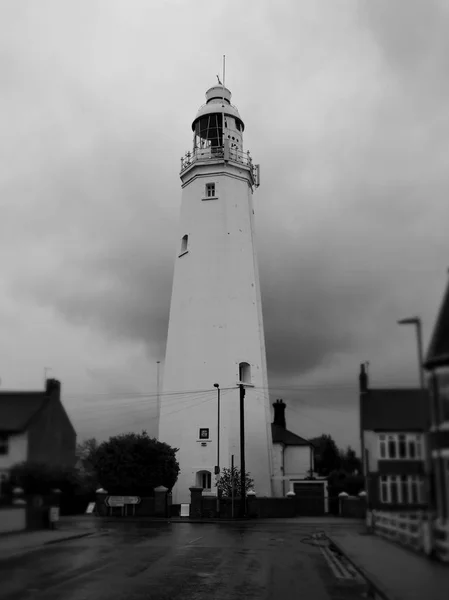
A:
[1, 0, 448, 453]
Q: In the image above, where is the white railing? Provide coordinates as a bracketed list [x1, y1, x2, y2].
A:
[434, 517, 449, 562]
[180, 146, 254, 172]
[371, 510, 449, 562]
[373, 510, 423, 551]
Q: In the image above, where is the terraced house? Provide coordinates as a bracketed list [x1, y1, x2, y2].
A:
[359, 364, 430, 511]
[425, 275, 449, 543]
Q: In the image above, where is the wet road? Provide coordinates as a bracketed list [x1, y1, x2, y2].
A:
[2, 521, 370, 600]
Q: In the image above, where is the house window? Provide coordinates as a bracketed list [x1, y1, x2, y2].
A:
[379, 475, 425, 505]
[400, 475, 409, 504]
[378, 433, 424, 460]
[197, 470, 212, 491]
[379, 436, 386, 459]
[388, 436, 397, 458]
[199, 428, 210, 440]
[380, 476, 389, 503]
[390, 475, 399, 503]
[239, 362, 251, 384]
[0, 435, 8, 456]
[205, 183, 216, 198]
[398, 434, 406, 458]
[180, 234, 188, 254]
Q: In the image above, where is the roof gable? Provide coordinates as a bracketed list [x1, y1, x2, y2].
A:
[426, 277, 449, 368]
[0, 392, 48, 433]
[271, 423, 312, 446]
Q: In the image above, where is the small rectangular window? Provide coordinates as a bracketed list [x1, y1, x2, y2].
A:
[398, 434, 406, 458]
[415, 436, 422, 459]
[379, 435, 386, 459]
[380, 476, 389, 503]
[400, 475, 408, 504]
[390, 476, 399, 503]
[388, 436, 397, 459]
[180, 234, 188, 255]
[202, 472, 212, 489]
[205, 183, 215, 198]
[410, 476, 419, 504]
[408, 437, 416, 459]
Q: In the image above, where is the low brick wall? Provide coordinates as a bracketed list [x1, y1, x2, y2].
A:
[0, 507, 26, 534]
[194, 496, 296, 519]
[340, 496, 366, 519]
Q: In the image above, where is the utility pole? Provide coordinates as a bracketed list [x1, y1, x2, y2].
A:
[397, 317, 425, 389]
[239, 383, 246, 518]
[156, 361, 161, 439]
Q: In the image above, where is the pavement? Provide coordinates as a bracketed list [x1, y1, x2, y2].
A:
[0, 516, 104, 561]
[328, 528, 449, 600]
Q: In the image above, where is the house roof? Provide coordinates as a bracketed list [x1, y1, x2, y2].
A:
[271, 423, 312, 446]
[0, 392, 48, 433]
[360, 388, 430, 431]
[425, 277, 449, 369]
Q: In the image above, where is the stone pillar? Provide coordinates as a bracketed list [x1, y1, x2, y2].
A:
[95, 488, 108, 517]
[189, 487, 203, 519]
[154, 486, 169, 517]
[247, 490, 258, 518]
[338, 492, 348, 516]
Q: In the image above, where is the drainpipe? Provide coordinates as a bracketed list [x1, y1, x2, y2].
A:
[282, 445, 286, 496]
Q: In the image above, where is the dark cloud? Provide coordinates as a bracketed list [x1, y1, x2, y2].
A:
[3, 0, 449, 403]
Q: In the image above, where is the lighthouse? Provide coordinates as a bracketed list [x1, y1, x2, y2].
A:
[159, 81, 274, 504]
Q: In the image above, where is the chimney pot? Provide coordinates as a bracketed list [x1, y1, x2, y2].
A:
[46, 378, 61, 397]
[272, 398, 286, 428]
[359, 363, 368, 393]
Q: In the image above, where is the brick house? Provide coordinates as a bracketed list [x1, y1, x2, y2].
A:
[424, 275, 449, 526]
[359, 364, 430, 511]
[0, 379, 76, 494]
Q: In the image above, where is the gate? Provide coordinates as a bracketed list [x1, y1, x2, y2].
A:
[293, 482, 326, 516]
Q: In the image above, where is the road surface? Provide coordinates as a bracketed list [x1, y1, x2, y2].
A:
[2, 520, 371, 599]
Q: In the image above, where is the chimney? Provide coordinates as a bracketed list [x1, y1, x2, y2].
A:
[359, 363, 368, 393]
[272, 399, 286, 428]
[46, 378, 61, 397]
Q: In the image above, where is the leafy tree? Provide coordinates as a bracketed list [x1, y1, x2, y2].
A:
[340, 446, 362, 475]
[10, 462, 79, 495]
[75, 438, 99, 494]
[309, 434, 341, 476]
[92, 430, 179, 495]
[328, 469, 365, 496]
[217, 467, 254, 497]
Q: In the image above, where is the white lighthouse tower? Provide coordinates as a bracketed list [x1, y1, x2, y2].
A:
[159, 79, 274, 504]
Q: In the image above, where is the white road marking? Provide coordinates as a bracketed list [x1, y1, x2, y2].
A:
[186, 536, 203, 545]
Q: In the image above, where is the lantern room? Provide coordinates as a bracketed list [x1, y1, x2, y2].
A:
[191, 84, 245, 153]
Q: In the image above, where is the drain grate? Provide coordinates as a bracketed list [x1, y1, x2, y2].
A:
[308, 533, 366, 583]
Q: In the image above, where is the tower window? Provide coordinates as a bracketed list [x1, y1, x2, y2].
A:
[205, 183, 215, 198]
[239, 362, 251, 384]
[180, 234, 188, 254]
[197, 470, 212, 491]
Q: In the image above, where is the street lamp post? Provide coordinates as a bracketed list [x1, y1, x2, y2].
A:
[397, 317, 425, 389]
[213, 383, 220, 514]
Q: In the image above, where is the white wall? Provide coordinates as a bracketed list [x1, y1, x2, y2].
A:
[0, 432, 28, 471]
[284, 445, 312, 477]
[160, 157, 273, 504]
[0, 508, 26, 534]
